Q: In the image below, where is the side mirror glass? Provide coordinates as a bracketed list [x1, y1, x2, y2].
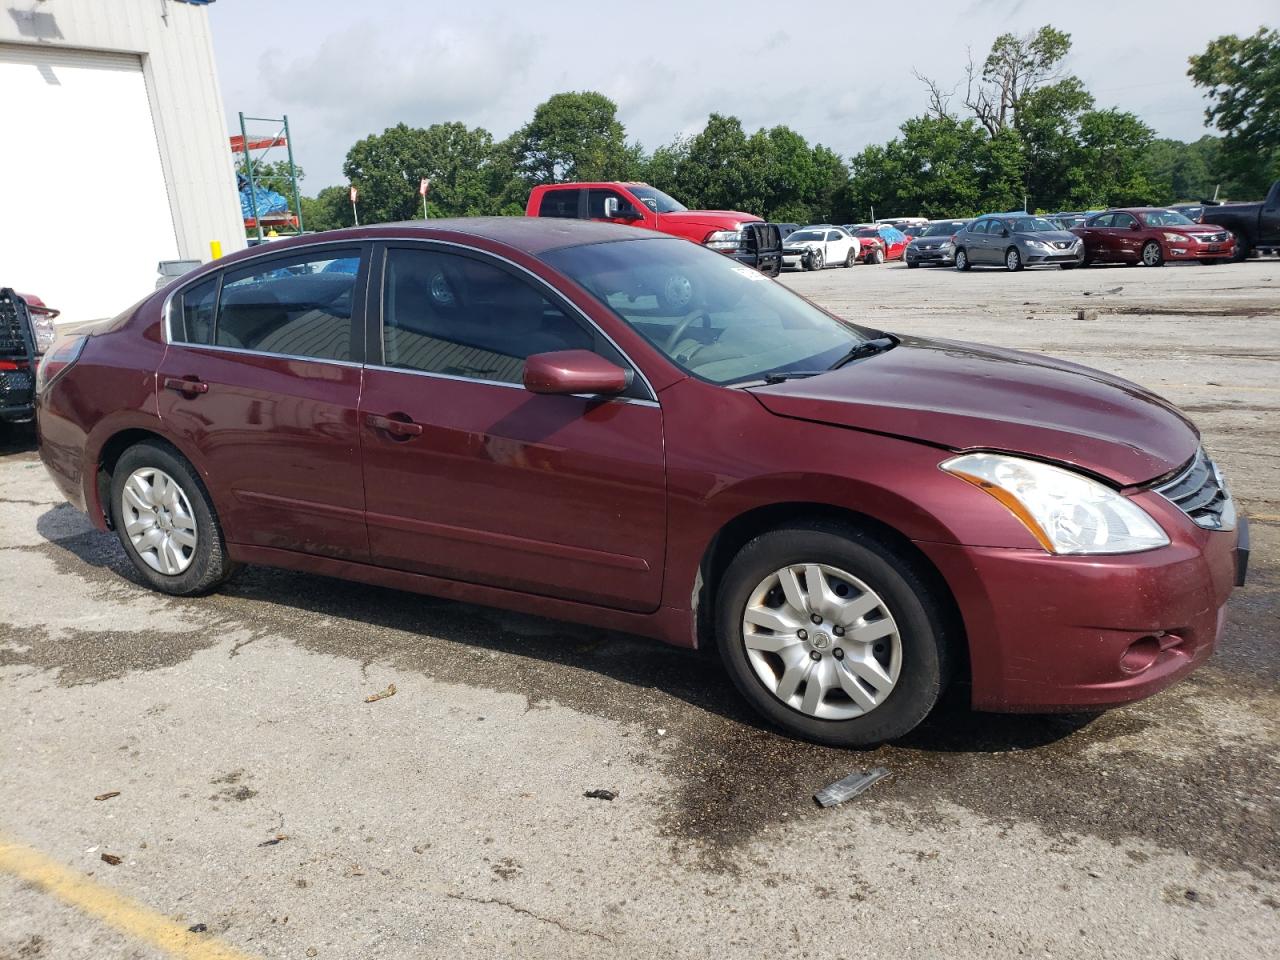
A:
[523, 350, 629, 396]
[1130, 221, 1142, 230]
[602, 196, 619, 218]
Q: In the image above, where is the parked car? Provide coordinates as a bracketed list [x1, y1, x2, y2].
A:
[782, 226, 860, 270]
[1050, 212, 1089, 230]
[853, 226, 909, 264]
[1192, 180, 1280, 260]
[1, 288, 59, 425]
[36, 219, 1248, 747]
[155, 260, 203, 291]
[905, 220, 970, 268]
[526, 181, 783, 280]
[1071, 209, 1235, 267]
[900, 224, 927, 239]
[953, 214, 1084, 271]
[1169, 203, 1205, 223]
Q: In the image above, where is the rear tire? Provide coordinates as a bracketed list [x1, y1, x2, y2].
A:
[1230, 231, 1249, 262]
[954, 248, 971, 271]
[109, 440, 238, 596]
[844, 249, 857, 268]
[716, 522, 952, 747]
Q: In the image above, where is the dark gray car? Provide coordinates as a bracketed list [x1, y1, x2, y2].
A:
[953, 214, 1085, 271]
[905, 219, 970, 268]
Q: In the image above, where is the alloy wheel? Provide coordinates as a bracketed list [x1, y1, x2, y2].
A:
[1142, 241, 1163, 266]
[120, 467, 199, 576]
[1006, 248, 1021, 271]
[741, 563, 902, 720]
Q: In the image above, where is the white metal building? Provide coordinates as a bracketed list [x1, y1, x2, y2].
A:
[0, 0, 245, 326]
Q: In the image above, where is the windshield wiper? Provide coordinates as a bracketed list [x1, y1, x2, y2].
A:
[760, 370, 826, 384]
[829, 335, 896, 370]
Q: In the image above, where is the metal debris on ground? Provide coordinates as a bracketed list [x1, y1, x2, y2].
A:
[258, 834, 289, 847]
[583, 789, 617, 801]
[100, 853, 123, 865]
[93, 791, 120, 801]
[187, 923, 208, 933]
[364, 683, 397, 703]
[814, 767, 890, 808]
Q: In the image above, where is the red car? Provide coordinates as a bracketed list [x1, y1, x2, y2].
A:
[1071, 208, 1236, 266]
[852, 226, 909, 263]
[35, 219, 1247, 746]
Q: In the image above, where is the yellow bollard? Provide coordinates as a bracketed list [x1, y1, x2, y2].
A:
[209, 240, 223, 261]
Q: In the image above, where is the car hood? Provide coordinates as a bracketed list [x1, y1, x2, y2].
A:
[658, 210, 761, 230]
[783, 239, 825, 250]
[1017, 230, 1080, 244]
[1177, 223, 1230, 236]
[748, 335, 1198, 486]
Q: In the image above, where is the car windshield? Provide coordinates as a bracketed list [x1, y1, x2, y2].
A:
[541, 238, 870, 386]
[1009, 217, 1059, 233]
[1141, 210, 1196, 227]
[855, 228, 880, 238]
[787, 230, 825, 242]
[922, 222, 963, 236]
[626, 185, 687, 214]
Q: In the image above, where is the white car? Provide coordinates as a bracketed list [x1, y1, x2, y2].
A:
[781, 226, 860, 271]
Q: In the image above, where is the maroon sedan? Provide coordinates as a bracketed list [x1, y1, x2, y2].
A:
[35, 220, 1247, 746]
[1072, 208, 1236, 266]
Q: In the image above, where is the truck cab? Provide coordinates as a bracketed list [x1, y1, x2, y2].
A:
[527, 182, 782, 275]
[1198, 180, 1280, 260]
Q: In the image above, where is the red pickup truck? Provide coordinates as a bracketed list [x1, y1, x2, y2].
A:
[526, 182, 782, 276]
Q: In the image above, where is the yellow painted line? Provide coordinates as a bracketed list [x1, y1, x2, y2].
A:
[0, 835, 257, 960]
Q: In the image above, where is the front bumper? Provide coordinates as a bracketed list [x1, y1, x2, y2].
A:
[1023, 246, 1084, 265]
[906, 247, 954, 265]
[917, 516, 1244, 712]
[1166, 240, 1235, 260]
[0, 368, 35, 422]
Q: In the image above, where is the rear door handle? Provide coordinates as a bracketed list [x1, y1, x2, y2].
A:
[163, 376, 208, 395]
[366, 413, 423, 439]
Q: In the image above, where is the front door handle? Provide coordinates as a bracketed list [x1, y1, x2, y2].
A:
[366, 413, 423, 439]
[163, 376, 209, 396]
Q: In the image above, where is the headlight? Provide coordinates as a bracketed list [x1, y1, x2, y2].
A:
[30, 311, 58, 354]
[704, 229, 743, 251]
[941, 453, 1169, 555]
[1161, 233, 1187, 243]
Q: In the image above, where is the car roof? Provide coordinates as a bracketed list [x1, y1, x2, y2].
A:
[211, 218, 662, 269]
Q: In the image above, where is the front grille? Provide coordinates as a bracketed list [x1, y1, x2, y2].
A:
[1201, 232, 1229, 243]
[1153, 448, 1235, 530]
[1053, 241, 1073, 249]
[0, 289, 33, 359]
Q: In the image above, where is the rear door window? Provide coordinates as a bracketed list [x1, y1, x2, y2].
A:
[538, 189, 583, 219]
[214, 250, 364, 361]
[175, 276, 219, 345]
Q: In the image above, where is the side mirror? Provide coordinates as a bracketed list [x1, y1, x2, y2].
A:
[1129, 221, 1142, 230]
[603, 196, 640, 220]
[1000, 228, 1010, 237]
[523, 350, 629, 396]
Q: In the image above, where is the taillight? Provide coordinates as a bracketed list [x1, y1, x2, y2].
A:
[35, 335, 86, 393]
[29, 308, 59, 354]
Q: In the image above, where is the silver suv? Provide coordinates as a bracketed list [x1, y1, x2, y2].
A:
[953, 214, 1085, 271]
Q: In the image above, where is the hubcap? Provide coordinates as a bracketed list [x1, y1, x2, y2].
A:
[1144, 244, 1159, 265]
[956, 251, 966, 268]
[121, 467, 198, 576]
[665, 273, 693, 308]
[1007, 250, 1019, 269]
[741, 563, 902, 720]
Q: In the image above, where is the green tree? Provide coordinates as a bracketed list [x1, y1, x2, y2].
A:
[300, 185, 352, 232]
[1016, 77, 1094, 209]
[343, 121, 504, 224]
[1146, 136, 1225, 202]
[1067, 109, 1160, 208]
[963, 26, 1074, 136]
[1188, 27, 1280, 197]
[512, 91, 635, 185]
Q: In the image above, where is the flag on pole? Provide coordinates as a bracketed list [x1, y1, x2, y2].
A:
[419, 178, 431, 197]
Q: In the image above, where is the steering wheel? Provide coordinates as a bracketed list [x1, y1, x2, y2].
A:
[664, 309, 709, 352]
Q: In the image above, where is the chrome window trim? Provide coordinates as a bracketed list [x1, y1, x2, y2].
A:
[163, 234, 659, 404]
[362, 362, 659, 407]
[162, 340, 363, 369]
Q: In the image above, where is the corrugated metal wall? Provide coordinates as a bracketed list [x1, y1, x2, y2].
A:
[0, 0, 245, 265]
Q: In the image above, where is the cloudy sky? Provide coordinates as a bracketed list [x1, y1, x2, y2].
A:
[209, 0, 1278, 191]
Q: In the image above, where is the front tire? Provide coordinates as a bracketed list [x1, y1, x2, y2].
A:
[1142, 240, 1164, 267]
[110, 440, 238, 596]
[1005, 247, 1023, 271]
[867, 247, 885, 265]
[954, 248, 970, 271]
[716, 523, 951, 747]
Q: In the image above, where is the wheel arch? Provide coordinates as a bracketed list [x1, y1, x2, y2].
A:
[692, 501, 969, 678]
[92, 427, 204, 531]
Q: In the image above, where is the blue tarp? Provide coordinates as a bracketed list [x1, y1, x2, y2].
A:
[238, 174, 290, 221]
